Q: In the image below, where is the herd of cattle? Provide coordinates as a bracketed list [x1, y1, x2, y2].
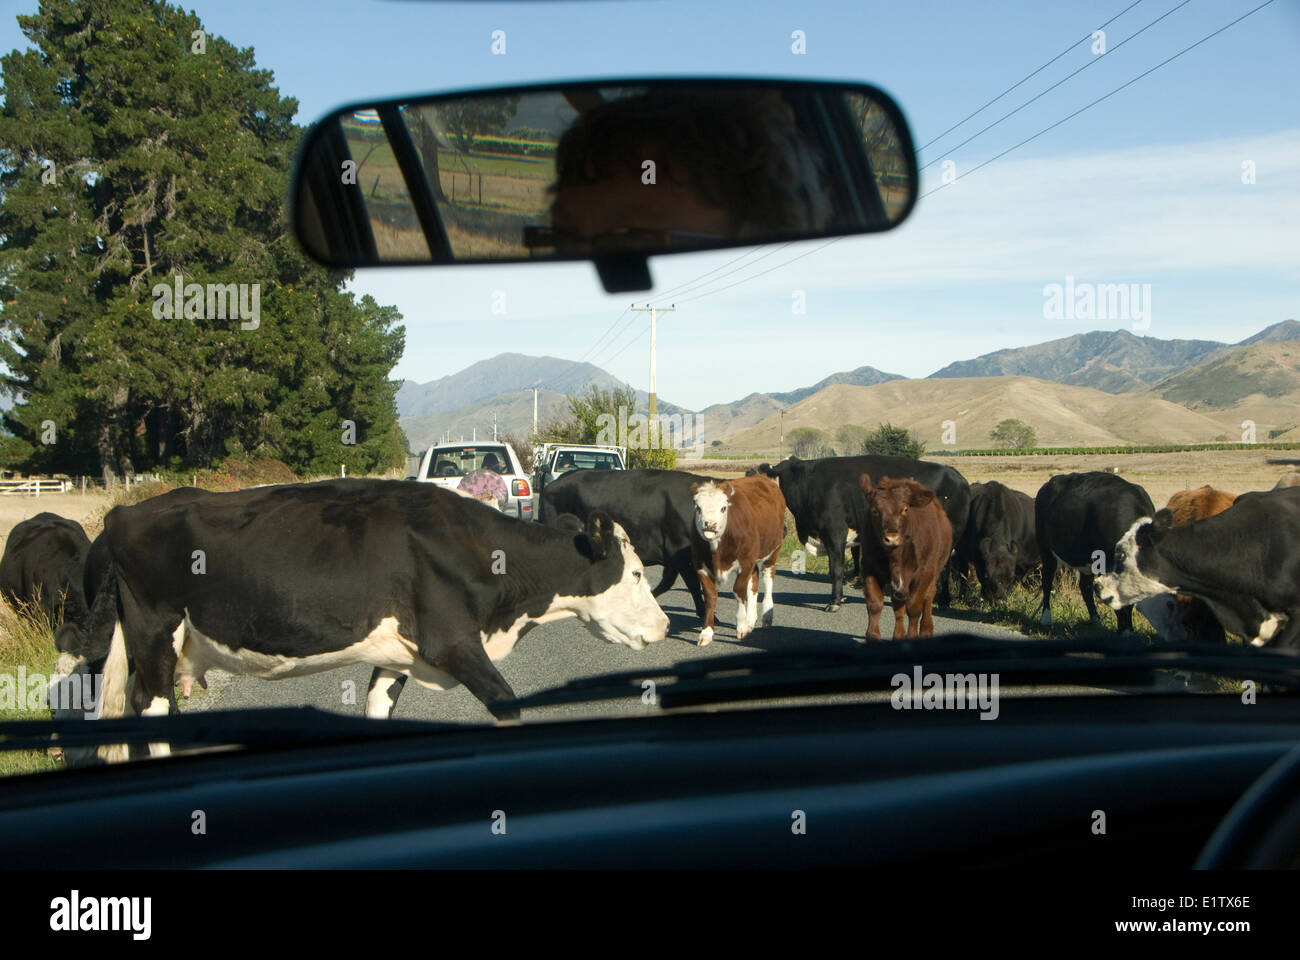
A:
[3, 460, 1300, 761]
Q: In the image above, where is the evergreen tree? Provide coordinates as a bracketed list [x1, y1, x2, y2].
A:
[0, 0, 407, 482]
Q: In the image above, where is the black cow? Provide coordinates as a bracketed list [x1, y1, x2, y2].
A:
[758, 455, 971, 612]
[1035, 472, 1154, 633]
[0, 512, 92, 638]
[541, 468, 716, 618]
[81, 479, 668, 760]
[1096, 486, 1300, 649]
[956, 481, 1040, 602]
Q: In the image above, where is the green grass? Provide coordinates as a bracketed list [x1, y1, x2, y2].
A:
[0, 595, 62, 778]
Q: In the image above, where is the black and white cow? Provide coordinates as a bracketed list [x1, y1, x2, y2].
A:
[1096, 486, 1300, 649]
[541, 467, 718, 618]
[81, 479, 668, 759]
[956, 481, 1040, 603]
[0, 512, 92, 635]
[1034, 472, 1154, 633]
[758, 455, 971, 612]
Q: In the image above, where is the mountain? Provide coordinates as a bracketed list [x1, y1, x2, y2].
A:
[717, 376, 1247, 457]
[927, 330, 1224, 394]
[1236, 319, 1300, 346]
[397, 353, 632, 416]
[396, 353, 684, 451]
[698, 365, 901, 440]
[1146, 342, 1300, 442]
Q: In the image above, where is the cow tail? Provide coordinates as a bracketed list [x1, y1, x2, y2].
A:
[80, 559, 130, 740]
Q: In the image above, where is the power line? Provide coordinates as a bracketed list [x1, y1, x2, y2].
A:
[918, 0, 1146, 152]
[921, 0, 1277, 199]
[650, 244, 770, 300]
[920, 0, 1193, 172]
[672, 0, 1276, 303]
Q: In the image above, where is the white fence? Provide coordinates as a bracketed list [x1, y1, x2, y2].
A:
[0, 474, 161, 496]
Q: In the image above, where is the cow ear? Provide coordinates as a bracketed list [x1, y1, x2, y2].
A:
[585, 511, 615, 560]
[757, 462, 774, 477]
[1008, 540, 1019, 555]
[859, 473, 873, 494]
[979, 535, 992, 554]
[723, 482, 735, 497]
[909, 485, 936, 507]
[690, 481, 700, 496]
[1150, 509, 1175, 539]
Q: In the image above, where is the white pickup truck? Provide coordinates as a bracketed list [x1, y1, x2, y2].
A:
[531, 442, 627, 521]
[410, 441, 534, 520]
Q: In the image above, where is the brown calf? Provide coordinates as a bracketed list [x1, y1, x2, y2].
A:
[690, 476, 787, 646]
[858, 475, 953, 640]
[1138, 485, 1237, 644]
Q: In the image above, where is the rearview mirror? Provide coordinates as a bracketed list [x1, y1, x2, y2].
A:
[291, 78, 918, 292]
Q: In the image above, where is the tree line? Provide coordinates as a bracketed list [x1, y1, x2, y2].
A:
[0, 0, 408, 484]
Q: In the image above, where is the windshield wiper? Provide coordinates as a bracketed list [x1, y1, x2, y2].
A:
[0, 706, 471, 756]
[495, 635, 1300, 712]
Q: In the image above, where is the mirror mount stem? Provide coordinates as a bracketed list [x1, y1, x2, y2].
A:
[592, 254, 653, 294]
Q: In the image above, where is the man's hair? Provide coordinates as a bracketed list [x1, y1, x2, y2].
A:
[549, 88, 834, 237]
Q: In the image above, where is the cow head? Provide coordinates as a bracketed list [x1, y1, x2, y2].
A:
[691, 481, 735, 550]
[573, 512, 669, 649]
[1094, 511, 1178, 609]
[861, 475, 934, 550]
[974, 535, 1018, 603]
[1134, 591, 1190, 644]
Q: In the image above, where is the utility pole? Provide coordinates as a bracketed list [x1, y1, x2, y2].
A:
[630, 302, 674, 429]
[780, 410, 784, 459]
[492, 410, 498, 441]
[533, 380, 539, 438]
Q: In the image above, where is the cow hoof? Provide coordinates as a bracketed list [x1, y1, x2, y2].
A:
[1040, 609, 1053, 627]
[736, 624, 752, 640]
[698, 627, 714, 646]
[762, 611, 774, 627]
[823, 602, 842, 613]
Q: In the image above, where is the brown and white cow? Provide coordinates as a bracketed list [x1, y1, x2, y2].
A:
[690, 476, 786, 646]
[858, 475, 953, 641]
[1137, 484, 1237, 644]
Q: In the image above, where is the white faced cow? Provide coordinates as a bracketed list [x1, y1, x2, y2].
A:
[1096, 486, 1300, 649]
[77, 479, 668, 761]
[690, 476, 786, 646]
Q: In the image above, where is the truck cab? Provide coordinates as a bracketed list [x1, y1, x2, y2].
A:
[532, 443, 628, 520]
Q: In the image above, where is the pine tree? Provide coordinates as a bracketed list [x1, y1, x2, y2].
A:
[0, 0, 407, 482]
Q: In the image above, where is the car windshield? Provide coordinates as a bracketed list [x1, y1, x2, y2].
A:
[0, 0, 1296, 781]
[433, 446, 511, 475]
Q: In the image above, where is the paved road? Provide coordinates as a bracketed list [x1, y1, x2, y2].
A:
[180, 567, 1102, 724]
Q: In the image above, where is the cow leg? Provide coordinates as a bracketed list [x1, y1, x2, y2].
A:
[735, 564, 756, 640]
[365, 667, 408, 719]
[1078, 572, 1102, 625]
[917, 582, 936, 637]
[435, 639, 519, 721]
[697, 568, 719, 646]
[651, 565, 679, 598]
[891, 594, 908, 640]
[759, 557, 777, 627]
[863, 575, 885, 641]
[935, 557, 954, 608]
[824, 530, 848, 612]
[679, 561, 707, 620]
[1116, 604, 1135, 635]
[1039, 551, 1057, 628]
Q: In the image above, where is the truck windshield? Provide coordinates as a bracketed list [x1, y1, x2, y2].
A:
[558, 452, 621, 471]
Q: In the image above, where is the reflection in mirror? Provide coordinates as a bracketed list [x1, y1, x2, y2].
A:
[294, 80, 916, 274]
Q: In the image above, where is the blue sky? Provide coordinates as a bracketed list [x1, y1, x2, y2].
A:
[4, 0, 1297, 410]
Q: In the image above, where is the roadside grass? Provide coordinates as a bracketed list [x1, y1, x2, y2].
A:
[0, 596, 61, 777]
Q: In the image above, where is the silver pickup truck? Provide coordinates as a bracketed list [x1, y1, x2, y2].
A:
[531, 443, 627, 521]
[410, 441, 534, 520]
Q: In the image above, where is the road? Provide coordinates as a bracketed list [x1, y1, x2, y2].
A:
[181, 567, 1107, 724]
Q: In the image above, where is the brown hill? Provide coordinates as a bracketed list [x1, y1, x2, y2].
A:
[715, 376, 1240, 457]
